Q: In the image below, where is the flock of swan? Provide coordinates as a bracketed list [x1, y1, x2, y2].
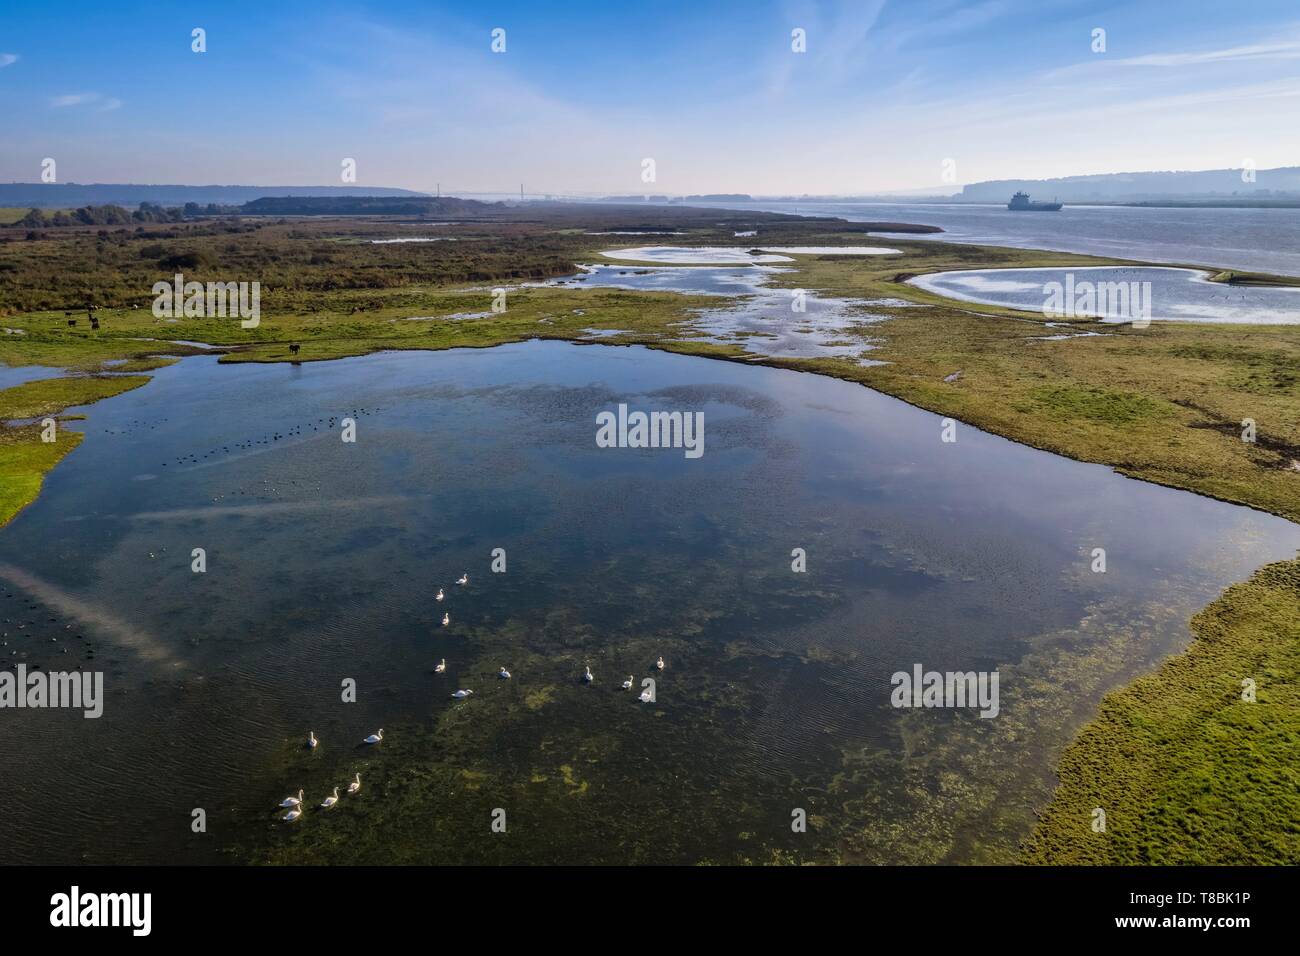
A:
[279, 772, 362, 822]
[278, 572, 668, 823]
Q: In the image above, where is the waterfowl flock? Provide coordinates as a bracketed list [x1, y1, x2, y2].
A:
[280, 741, 369, 822]
[277, 570, 669, 824]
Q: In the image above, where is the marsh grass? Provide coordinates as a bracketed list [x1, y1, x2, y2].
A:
[1023, 558, 1300, 864]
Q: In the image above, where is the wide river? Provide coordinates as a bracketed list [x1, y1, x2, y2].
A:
[689, 201, 1300, 277]
[1, 342, 1297, 863]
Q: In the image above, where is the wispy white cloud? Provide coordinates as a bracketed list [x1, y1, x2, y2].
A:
[0, 53, 18, 68]
[51, 92, 97, 107]
[1115, 39, 1300, 68]
[51, 91, 121, 110]
[1044, 29, 1300, 80]
[771, 0, 888, 94]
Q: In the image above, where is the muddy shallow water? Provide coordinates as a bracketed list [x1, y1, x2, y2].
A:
[552, 262, 890, 362]
[0, 341, 1296, 864]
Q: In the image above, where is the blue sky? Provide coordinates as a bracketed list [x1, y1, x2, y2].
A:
[1, 0, 1298, 194]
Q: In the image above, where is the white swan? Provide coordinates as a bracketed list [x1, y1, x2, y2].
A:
[499, 667, 511, 679]
[441, 613, 450, 627]
[455, 574, 468, 585]
[452, 689, 475, 699]
[639, 687, 654, 703]
[307, 730, 318, 749]
[435, 588, 444, 602]
[364, 729, 383, 744]
[279, 788, 304, 808]
[435, 658, 447, 673]
[656, 656, 665, 671]
[320, 787, 339, 809]
[621, 675, 633, 689]
[282, 805, 303, 822]
[583, 665, 594, 684]
[348, 773, 361, 794]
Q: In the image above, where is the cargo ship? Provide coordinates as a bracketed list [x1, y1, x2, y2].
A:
[1007, 191, 1062, 211]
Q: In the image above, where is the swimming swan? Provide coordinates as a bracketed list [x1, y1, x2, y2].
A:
[348, 773, 361, 794]
[441, 613, 450, 627]
[455, 574, 468, 585]
[320, 787, 339, 809]
[307, 731, 318, 749]
[452, 689, 475, 699]
[583, 665, 594, 684]
[622, 675, 634, 689]
[280, 788, 304, 808]
[436, 588, 445, 602]
[435, 658, 447, 673]
[282, 805, 303, 822]
[364, 729, 383, 744]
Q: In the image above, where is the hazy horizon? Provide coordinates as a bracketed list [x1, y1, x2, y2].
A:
[2, 0, 1298, 195]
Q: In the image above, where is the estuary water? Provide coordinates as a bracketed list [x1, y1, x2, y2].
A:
[1, 342, 1297, 864]
[690, 201, 1300, 277]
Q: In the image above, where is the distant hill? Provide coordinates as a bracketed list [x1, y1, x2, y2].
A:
[958, 166, 1300, 203]
[0, 183, 429, 209]
[238, 195, 497, 216]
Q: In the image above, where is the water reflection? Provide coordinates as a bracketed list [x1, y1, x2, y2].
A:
[0, 342, 1295, 863]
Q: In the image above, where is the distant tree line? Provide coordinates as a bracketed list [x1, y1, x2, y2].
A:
[12, 202, 191, 228]
[6, 196, 495, 229]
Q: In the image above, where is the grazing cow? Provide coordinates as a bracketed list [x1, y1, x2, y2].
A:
[67, 319, 77, 327]
[289, 343, 300, 355]
[89, 316, 100, 330]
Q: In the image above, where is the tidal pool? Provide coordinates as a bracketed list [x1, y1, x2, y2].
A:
[368, 237, 459, 244]
[600, 245, 901, 265]
[910, 266, 1300, 324]
[0, 341, 1296, 864]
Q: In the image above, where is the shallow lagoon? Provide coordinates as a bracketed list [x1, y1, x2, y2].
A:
[0, 341, 1297, 863]
[910, 266, 1300, 324]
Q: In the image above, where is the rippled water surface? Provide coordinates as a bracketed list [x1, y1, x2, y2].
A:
[1, 342, 1296, 863]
